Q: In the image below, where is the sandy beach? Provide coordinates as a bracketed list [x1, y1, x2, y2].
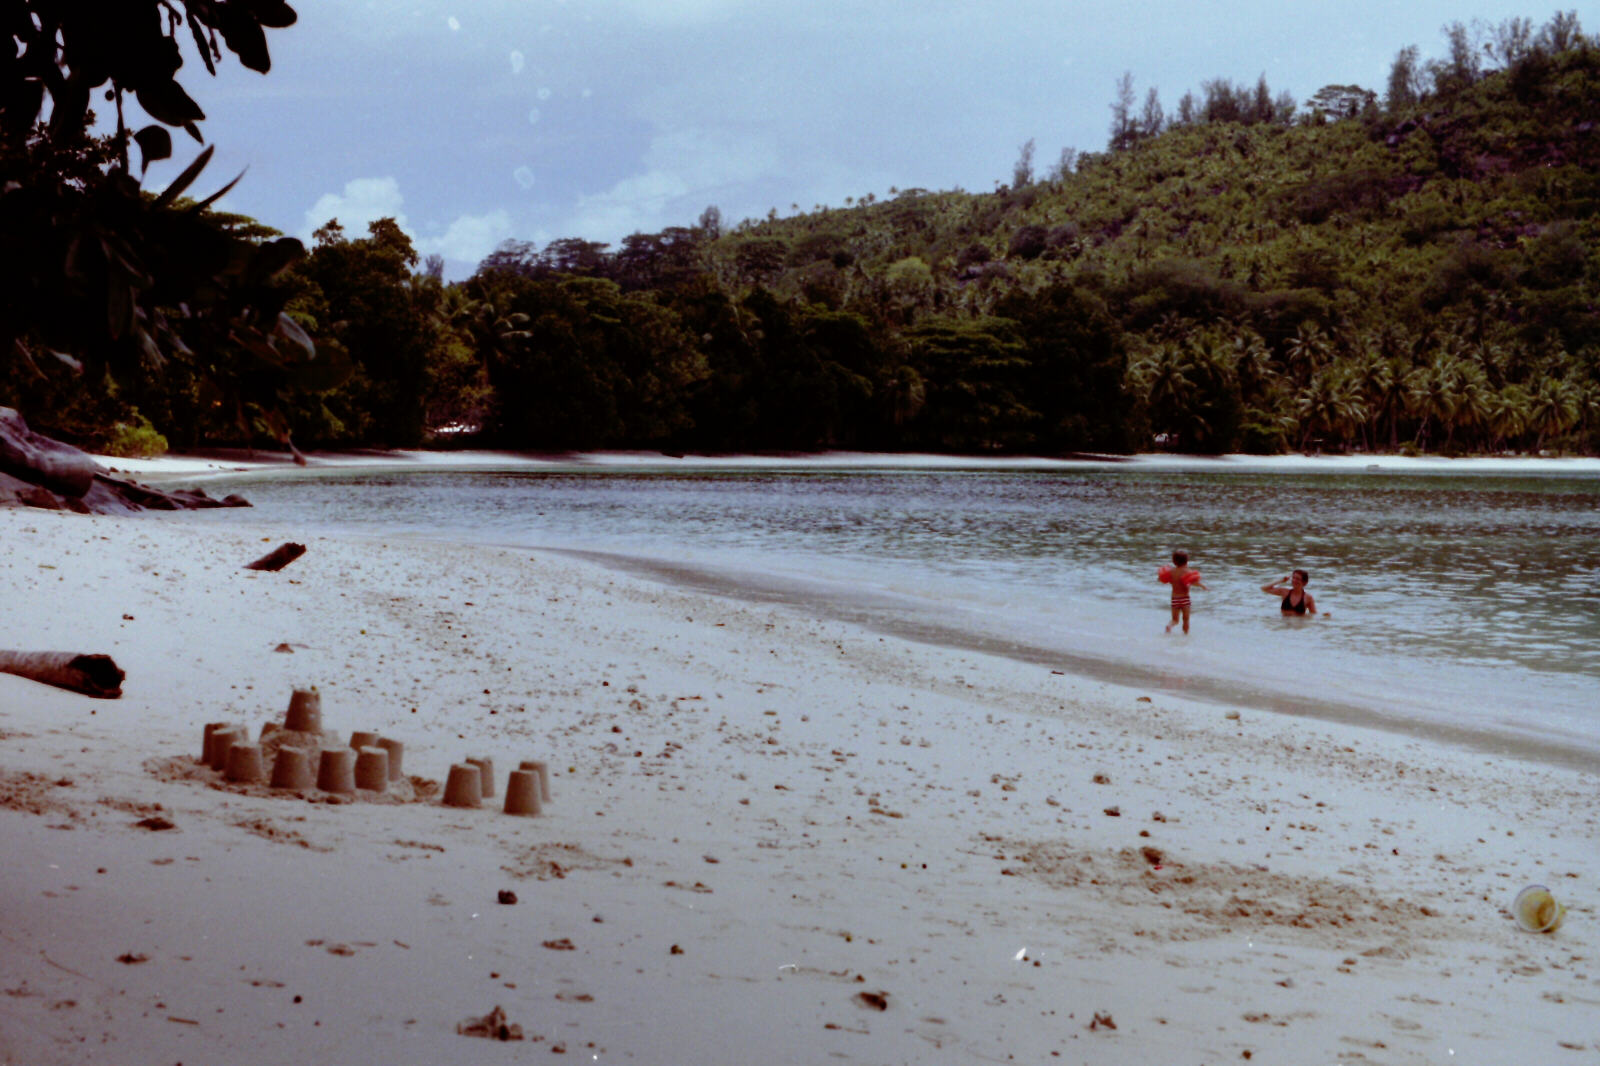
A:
[1, 502, 1596, 1064]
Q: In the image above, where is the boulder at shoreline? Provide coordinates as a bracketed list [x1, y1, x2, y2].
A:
[0, 408, 249, 514]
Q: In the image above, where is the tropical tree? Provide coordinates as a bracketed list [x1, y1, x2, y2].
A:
[1132, 342, 1196, 447]
[1, 0, 317, 451]
[1285, 323, 1334, 378]
[1485, 384, 1530, 451]
[295, 218, 440, 446]
[904, 317, 1034, 450]
[1346, 349, 1394, 451]
[1294, 371, 1366, 450]
[1452, 361, 1493, 450]
[1525, 377, 1580, 452]
[1406, 356, 1461, 449]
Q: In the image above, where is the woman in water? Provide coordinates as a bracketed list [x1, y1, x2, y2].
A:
[1262, 569, 1317, 616]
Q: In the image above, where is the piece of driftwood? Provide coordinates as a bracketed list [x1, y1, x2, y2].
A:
[244, 543, 306, 571]
[0, 651, 125, 698]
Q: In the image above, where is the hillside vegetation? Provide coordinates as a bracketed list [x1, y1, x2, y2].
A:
[5, 13, 1598, 457]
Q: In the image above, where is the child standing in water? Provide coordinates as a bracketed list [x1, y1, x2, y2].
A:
[1160, 550, 1208, 634]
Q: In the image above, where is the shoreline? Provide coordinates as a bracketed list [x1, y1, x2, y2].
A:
[96, 446, 1600, 483]
[559, 545, 1600, 774]
[2, 510, 1596, 1063]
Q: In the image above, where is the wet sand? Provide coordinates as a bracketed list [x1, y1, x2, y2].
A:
[1, 508, 1595, 1064]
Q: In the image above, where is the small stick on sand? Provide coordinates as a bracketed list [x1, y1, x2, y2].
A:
[0, 650, 124, 698]
[244, 543, 307, 572]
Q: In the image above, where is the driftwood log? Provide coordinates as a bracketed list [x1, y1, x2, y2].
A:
[0, 651, 125, 698]
[244, 542, 306, 571]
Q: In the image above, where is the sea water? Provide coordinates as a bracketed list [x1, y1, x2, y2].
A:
[179, 458, 1600, 768]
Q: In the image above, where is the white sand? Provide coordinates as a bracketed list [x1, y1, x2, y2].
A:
[1, 507, 1595, 1064]
[98, 447, 1600, 482]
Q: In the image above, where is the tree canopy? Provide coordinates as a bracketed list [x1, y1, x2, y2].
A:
[5, 10, 1598, 459]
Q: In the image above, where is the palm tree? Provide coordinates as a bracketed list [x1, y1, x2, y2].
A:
[1406, 356, 1461, 450]
[1230, 330, 1276, 399]
[1295, 371, 1366, 451]
[1452, 362, 1493, 450]
[1485, 384, 1529, 452]
[1526, 378, 1580, 453]
[1133, 343, 1199, 448]
[1285, 323, 1333, 380]
[437, 290, 531, 434]
[1345, 347, 1393, 452]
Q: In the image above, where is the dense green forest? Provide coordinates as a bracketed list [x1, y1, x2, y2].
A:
[4, 11, 1598, 457]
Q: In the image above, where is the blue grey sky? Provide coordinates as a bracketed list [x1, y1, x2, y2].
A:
[143, 2, 1596, 278]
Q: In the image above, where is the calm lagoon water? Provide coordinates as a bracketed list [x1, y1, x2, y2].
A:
[181, 460, 1600, 766]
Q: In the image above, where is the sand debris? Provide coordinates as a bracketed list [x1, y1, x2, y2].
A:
[457, 1004, 523, 1040]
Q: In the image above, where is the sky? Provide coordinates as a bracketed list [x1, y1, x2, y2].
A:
[134, 1, 1598, 279]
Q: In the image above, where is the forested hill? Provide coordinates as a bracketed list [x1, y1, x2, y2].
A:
[627, 28, 1600, 457]
[6, 16, 1598, 458]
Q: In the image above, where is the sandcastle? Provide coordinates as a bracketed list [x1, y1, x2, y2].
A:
[194, 688, 555, 817]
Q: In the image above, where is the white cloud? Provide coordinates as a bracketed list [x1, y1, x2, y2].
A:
[644, 127, 776, 188]
[303, 177, 407, 240]
[568, 126, 774, 243]
[566, 170, 692, 243]
[302, 178, 514, 275]
[561, 127, 780, 241]
[417, 210, 517, 266]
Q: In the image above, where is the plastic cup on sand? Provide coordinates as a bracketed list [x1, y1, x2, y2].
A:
[1513, 885, 1566, 933]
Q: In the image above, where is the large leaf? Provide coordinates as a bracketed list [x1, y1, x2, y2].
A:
[135, 78, 205, 127]
[246, 0, 299, 30]
[186, 13, 218, 76]
[192, 168, 247, 211]
[153, 145, 215, 208]
[218, 10, 271, 73]
[133, 125, 172, 172]
[271, 311, 315, 361]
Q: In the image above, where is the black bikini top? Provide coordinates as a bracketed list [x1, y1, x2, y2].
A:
[1281, 591, 1307, 615]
